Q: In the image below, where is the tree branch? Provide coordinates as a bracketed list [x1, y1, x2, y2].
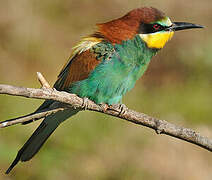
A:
[0, 83, 211, 152]
[0, 107, 66, 128]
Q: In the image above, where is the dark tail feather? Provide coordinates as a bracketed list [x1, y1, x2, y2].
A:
[6, 108, 79, 174]
[6, 121, 47, 174]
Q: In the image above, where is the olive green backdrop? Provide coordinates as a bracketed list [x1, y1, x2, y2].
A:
[0, 0, 211, 179]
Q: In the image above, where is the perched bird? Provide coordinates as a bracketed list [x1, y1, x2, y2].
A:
[5, 7, 203, 174]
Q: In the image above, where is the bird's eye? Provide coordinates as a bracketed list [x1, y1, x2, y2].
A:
[138, 23, 164, 34]
[153, 24, 161, 31]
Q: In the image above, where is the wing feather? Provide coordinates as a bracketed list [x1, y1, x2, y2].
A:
[54, 50, 101, 90]
[53, 35, 115, 91]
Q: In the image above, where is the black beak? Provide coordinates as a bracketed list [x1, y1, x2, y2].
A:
[169, 22, 204, 31]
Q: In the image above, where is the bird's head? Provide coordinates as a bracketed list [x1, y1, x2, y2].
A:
[97, 7, 203, 49]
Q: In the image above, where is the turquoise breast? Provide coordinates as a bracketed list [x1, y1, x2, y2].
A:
[70, 35, 158, 105]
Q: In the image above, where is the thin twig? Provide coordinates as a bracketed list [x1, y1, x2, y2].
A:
[0, 107, 65, 128]
[37, 72, 51, 88]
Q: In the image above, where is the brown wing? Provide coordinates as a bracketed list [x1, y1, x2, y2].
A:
[54, 50, 101, 91]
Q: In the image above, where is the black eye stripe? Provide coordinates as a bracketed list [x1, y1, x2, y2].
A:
[138, 23, 168, 34]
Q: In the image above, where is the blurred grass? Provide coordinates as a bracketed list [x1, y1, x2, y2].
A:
[0, 0, 212, 179]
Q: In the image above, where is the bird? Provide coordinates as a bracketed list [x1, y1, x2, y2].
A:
[5, 7, 203, 174]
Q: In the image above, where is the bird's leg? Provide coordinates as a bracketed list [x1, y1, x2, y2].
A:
[82, 97, 89, 110]
[99, 103, 109, 113]
[109, 103, 128, 116]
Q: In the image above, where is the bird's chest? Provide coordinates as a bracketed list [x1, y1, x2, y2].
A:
[97, 57, 150, 104]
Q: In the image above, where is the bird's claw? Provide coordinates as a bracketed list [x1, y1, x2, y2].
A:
[99, 103, 109, 113]
[110, 103, 128, 116]
[82, 97, 89, 110]
[117, 103, 128, 116]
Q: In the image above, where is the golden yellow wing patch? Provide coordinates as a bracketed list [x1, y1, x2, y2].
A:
[72, 37, 103, 57]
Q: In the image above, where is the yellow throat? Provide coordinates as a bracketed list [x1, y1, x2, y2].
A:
[139, 31, 174, 49]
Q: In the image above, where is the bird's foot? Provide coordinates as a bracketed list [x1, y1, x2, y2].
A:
[99, 103, 109, 113]
[109, 103, 128, 116]
[82, 97, 89, 110]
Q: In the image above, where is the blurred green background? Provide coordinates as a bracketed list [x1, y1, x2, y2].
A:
[0, 0, 212, 179]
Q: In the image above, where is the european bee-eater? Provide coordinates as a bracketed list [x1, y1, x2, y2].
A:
[5, 7, 203, 174]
